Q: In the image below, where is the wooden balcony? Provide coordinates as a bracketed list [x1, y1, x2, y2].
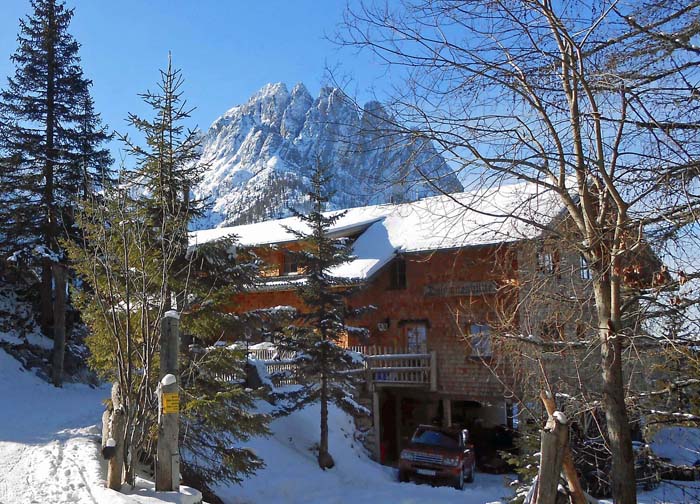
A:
[246, 346, 437, 390]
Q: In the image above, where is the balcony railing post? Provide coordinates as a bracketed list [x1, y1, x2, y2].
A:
[429, 350, 438, 391]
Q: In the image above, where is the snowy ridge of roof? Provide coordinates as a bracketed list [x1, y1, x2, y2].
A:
[189, 180, 564, 281]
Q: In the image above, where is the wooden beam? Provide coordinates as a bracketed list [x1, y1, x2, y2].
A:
[442, 398, 452, 427]
[156, 312, 180, 492]
[540, 392, 587, 504]
[372, 390, 381, 462]
[429, 351, 438, 391]
[535, 410, 567, 504]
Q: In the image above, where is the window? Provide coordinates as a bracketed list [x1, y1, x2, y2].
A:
[389, 258, 407, 289]
[537, 250, 554, 274]
[579, 255, 591, 280]
[406, 323, 427, 353]
[537, 248, 561, 278]
[282, 250, 299, 275]
[470, 323, 491, 357]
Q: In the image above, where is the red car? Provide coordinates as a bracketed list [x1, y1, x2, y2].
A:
[398, 424, 476, 490]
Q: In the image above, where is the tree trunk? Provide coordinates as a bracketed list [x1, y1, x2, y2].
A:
[51, 264, 66, 387]
[106, 383, 125, 490]
[594, 281, 637, 504]
[41, 1, 57, 333]
[318, 369, 335, 469]
[601, 327, 636, 503]
[40, 262, 53, 332]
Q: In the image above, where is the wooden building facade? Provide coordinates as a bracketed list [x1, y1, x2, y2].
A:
[191, 181, 575, 465]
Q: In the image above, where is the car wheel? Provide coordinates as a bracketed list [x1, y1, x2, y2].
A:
[466, 461, 475, 483]
[454, 465, 464, 490]
[398, 469, 410, 483]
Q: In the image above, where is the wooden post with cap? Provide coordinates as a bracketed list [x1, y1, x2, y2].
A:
[156, 311, 180, 491]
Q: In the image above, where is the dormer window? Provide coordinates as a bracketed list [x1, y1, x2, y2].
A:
[389, 258, 407, 289]
[282, 250, 299, 275]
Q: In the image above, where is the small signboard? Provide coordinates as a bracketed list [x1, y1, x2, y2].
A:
[424, 281, 498, 298]
[162, 392, 179, 414]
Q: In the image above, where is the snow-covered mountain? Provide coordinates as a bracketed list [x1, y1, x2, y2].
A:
[192, 83, 462, 229]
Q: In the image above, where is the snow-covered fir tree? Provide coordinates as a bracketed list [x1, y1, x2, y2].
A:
[67, 58, 269, 494]
[276, 161, 368, 470]
[0, 0, 111, 331]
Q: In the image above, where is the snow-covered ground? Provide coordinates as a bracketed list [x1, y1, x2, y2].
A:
[216, 400, 512, 504]
[2, 344, 700, 503]
[652, 426, 700, 467]
[0, 349, 199, 504]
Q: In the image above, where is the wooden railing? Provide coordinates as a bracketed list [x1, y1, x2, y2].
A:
[364, 352, 437, 391]
[224, 345, 437, 390]
[349, 345, 412, 356]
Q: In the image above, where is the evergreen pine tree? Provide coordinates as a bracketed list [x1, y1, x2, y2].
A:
[67, 58, 269, 492]
[118, 54, 206, 313]
[0, 0, 110, 331]
[278, 161, 368, 469]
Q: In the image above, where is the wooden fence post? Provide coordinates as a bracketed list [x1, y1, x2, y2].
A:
[103, 382, 125, 490]
[535, 410, 568, 504]
[540, 392, 587, 504]
[156, 311, 180, 492]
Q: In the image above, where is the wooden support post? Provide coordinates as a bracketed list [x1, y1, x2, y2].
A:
[395, 393, 402, 458]
[156, 311, 180, 492]
[442, 398, 452, 428]
[51, 264, 66, 387]
[365, 359, 373, 393]
[535, 410, 568, 504]
[540, 392, 587, 504]
[429, 350, 437, 391]
[104, 382, 125, 490]
[372, 390, 381, 462]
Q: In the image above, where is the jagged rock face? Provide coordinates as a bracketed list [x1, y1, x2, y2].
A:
[193, 82, 462, 229]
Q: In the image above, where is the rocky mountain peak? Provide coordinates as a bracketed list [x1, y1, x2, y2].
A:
[192, 83, 463, 229]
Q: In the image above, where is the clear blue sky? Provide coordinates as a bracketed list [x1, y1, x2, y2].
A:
[0, 1, 389, 156]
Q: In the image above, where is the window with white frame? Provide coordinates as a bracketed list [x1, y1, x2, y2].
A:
[579, 255, 591, 280]
[537, 250, 555, 274]
[470, 323, 491, 357]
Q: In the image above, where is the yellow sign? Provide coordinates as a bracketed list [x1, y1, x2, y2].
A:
[162, 392, 179, 414]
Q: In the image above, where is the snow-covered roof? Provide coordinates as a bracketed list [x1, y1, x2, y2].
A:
[189, 180, 565, 282]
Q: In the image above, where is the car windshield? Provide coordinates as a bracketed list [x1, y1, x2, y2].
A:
[411, 428, 459, 449]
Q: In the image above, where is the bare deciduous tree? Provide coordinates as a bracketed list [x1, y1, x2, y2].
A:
[339, 1, 700, 502]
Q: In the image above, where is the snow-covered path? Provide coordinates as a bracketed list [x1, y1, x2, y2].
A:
[0, 350, 111, 504]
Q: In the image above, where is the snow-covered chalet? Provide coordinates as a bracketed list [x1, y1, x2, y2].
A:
[190, 180, 585, 465]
